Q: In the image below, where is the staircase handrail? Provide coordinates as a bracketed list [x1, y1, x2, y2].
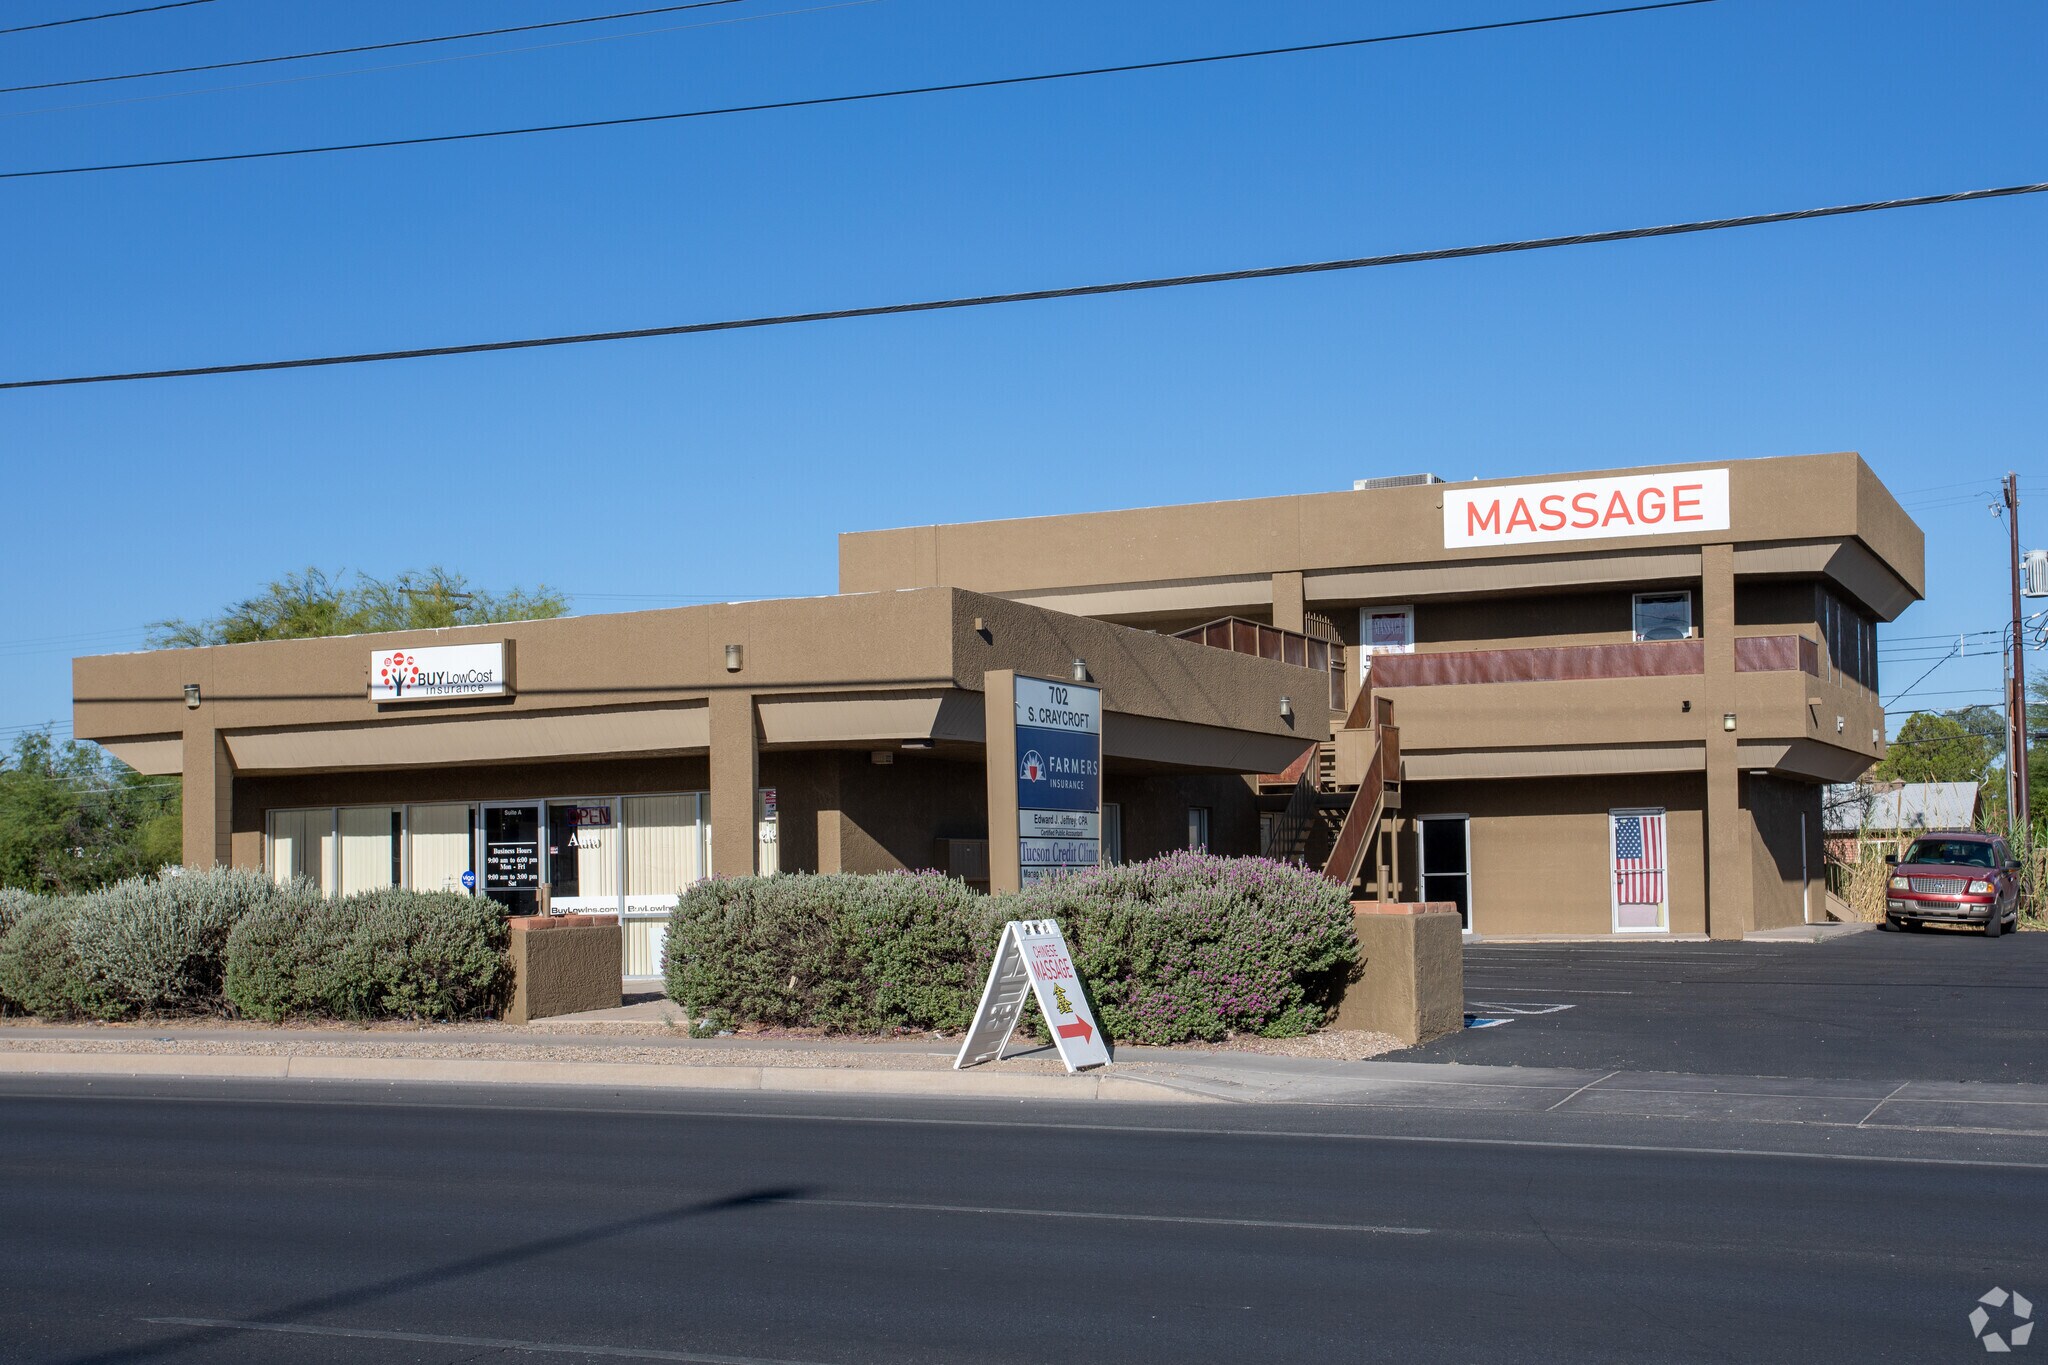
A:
[1321, 735, 1386, 885]
[1265, 746, 1321, 865]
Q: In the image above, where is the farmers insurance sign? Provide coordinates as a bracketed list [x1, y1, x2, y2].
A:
[1444, 469, 1730, 549]
[1014, 675, 1101, 885]
[369, 642, 510, 702]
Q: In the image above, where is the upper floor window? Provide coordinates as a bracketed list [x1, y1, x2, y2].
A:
[1632, 592, 1692, 642]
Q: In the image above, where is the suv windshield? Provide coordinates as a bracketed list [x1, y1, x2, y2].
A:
[1901, 839, 1996, 868]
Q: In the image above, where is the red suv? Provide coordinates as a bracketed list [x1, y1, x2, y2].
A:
[1883, 831, 2023, 937]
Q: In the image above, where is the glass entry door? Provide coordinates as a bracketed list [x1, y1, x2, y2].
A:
[1418, 815, 1471, 931]
[480, 803, 543, 917]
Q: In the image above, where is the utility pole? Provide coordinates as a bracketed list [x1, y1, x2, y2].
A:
[2006, 473, 2030, 837]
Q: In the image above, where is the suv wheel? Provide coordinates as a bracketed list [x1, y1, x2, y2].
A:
[1880, 916, 1901, 932]
[1985, 908, 2004, 938]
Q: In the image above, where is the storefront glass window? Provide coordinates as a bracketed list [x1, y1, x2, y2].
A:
[267, 808, 332, 891]
[337, 806, 401, 895]
[407, 803, 472, 894]
[549, 800, 621, 904]
[624, 794, 707, 900]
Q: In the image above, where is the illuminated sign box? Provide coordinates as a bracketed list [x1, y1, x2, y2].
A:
[369, 642, 511, 703]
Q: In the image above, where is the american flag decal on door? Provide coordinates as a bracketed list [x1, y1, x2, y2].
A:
[1613, 811, 1665, 905]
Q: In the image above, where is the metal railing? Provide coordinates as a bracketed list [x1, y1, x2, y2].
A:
[1174, 617, 1346, 711]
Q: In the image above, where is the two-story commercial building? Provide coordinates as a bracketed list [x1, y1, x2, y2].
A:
[73, 450, 1919, 949]
[839, 451, 1920, 938]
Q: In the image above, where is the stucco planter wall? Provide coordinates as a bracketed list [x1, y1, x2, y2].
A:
[506, 914, 623, 1023]
[1330, 903, 1464, 1045]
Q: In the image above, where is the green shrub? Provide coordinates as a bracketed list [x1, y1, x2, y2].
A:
[0, 903, 121, 1020]
[220, 895, 365, 1021]
[1001, 852, 1359, 1043]
[73, 866, 303, 1015]
[224, 888, 510, 1022]
[0, 887, 37, 940]
[664, 872, 996, 1033]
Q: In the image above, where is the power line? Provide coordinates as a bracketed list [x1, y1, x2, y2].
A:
[0, 0, 752, 96]
[0, 0, 213, 37]
[5, 179, 2044, 391]
[0, 1, 1721, 181]
[1883, 640, 1963, 708]
[4, 2, 877, 121]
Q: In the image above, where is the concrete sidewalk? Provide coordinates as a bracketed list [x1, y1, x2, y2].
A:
[1121, 1054, 2048, 1136]
[2, 1024, 2044, 1137]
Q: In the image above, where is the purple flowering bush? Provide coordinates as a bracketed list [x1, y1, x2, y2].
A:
[665, 871, 998, 1033]
[1001, 852, 1358, 1043]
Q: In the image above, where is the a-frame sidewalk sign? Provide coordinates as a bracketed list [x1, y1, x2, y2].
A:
[954, 919, 1111, 1073]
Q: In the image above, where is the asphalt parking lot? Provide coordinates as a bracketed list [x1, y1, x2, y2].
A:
[1406, 927, 2048, 1084]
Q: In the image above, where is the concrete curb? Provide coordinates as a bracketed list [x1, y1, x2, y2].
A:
[0, 1050, 1210, 1104]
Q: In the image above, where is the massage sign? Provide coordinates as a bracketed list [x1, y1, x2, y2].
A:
[1443, 468, 1731, 548]
[1013, 675, 1102, 885]
[956, 919, 1111, 1073]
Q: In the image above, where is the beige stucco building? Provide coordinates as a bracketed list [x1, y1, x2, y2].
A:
[73, 588, 1319, 974]
[840, 451, 1919, 938]
[73, 450, 1919, 951]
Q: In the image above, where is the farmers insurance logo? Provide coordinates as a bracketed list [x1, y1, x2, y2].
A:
[1020, 750, 1047, 783]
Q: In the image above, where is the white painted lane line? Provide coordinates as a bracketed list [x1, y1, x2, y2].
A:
[1857, 1081, 1911, 1128]
[1455, 985, 1637, 994]
[1546, 1070, 1620, 1112]
[143, 1317, 833, 1364]
[775, 1196, 1431, 1236]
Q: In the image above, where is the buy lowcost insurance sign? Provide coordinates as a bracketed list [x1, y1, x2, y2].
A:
[369, 642, 510, 702]
[1014, 676, 1100, 885]
[1443, 469, 1730, 549]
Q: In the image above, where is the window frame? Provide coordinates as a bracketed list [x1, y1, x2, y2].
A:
[1630, 591, 1693, 643]
[1415, 813, 1474, 934]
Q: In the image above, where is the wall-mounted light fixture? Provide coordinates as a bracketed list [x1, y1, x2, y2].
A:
[724, 644, 743, 673]
[1836, 715, 1845, 734]
[901, 738, 934, 750]
[1722, 712, 1737, 732]
[1071, 658, 1089, 683]
[183, 683, 202, 710]
[1279, 696, 1294, 721]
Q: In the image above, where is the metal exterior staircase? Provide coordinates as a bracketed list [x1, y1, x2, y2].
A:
[1259, 692, 1401, 893]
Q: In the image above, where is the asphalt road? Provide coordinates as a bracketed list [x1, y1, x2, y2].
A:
[0, 1079, 2041, 1364]
[1412, 930, 2048, 1083]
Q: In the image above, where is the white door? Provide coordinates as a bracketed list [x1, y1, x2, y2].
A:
[1609, 809, 1669, 932]
[1359, 605, 1415, 682]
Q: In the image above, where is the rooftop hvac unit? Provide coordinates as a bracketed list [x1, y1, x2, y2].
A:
[1352, 473, 1447, 492]
[2025, 547, 2048, 598]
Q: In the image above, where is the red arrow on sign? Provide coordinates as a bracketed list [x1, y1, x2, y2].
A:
[1055, 1019, 1094, 1045]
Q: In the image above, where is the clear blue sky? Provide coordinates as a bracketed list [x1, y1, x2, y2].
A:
[2, 0, 2043, 745]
